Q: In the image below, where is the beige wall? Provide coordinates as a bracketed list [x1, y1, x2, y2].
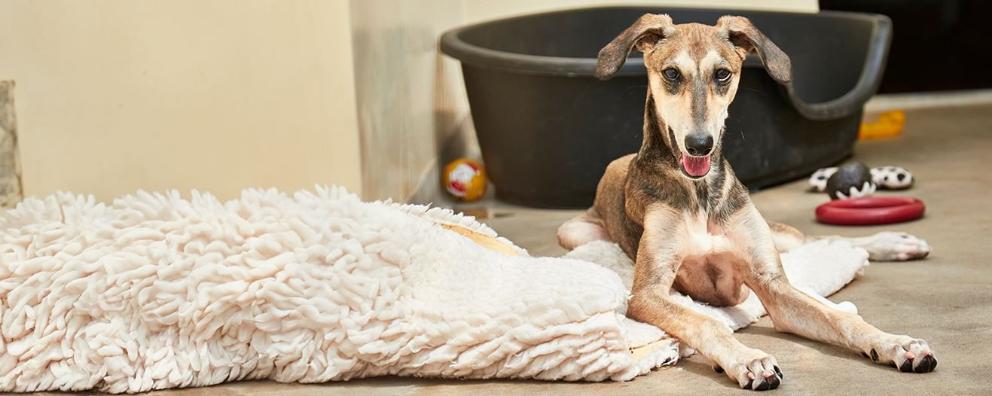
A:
[0, 0, 817, 203]
[0, 0, 362, 202]
[350, 0, 818, 202]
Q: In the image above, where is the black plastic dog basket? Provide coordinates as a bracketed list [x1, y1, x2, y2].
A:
[441, 7, 891, 208]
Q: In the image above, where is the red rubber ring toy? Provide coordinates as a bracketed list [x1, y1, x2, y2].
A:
[816, 196, 925, 225]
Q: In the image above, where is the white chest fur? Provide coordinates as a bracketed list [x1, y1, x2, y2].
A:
[679, 212, 737, 256]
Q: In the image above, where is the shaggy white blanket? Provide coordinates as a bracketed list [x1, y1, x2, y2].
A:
[0, 187, 868, 393]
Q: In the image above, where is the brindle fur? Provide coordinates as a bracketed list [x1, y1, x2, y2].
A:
[558, 14, 937, 391]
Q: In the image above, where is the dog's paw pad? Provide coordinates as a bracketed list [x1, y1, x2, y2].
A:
[741, 368, 782, 391]
[866, 337, 937, 373]
[914, 354, 938, 373]
[727, 352, 782, 391]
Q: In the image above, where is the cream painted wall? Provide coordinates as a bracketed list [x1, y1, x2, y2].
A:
[350, 0, 818, 202]
[0, 0, 817, 204]
[0, 0, 362, 202]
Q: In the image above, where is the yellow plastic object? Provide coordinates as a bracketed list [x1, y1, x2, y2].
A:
[443, 158, 487, 202]
[859, 110, 906, 140]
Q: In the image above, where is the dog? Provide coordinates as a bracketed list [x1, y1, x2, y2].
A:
[556, 14, 937, 390]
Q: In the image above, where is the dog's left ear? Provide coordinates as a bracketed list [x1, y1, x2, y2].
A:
[716, 16, 792, 84]
[595, 14, 676, 80]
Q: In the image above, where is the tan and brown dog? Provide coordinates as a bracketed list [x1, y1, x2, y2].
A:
[556, 14, 936, 391]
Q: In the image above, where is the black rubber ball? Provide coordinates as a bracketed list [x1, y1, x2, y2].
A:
[826, 162, 875, 200]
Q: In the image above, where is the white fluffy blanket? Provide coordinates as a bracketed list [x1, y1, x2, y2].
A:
[0, 187, 868, 393]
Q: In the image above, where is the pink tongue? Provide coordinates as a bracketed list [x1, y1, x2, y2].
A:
[682, 155, 711, 177]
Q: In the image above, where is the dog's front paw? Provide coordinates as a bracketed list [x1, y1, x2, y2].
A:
[859, 232, 931, 261]
[720, 349, 783, 391]
[864, 336, 937, 373]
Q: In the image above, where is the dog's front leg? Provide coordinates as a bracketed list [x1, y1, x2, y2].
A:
[628, 208, 782, 390]
[732, 205, 938, 374]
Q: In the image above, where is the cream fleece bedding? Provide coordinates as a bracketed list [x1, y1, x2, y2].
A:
[0, 187, 867, 393]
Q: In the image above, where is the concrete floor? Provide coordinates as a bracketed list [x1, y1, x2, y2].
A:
[54, 104, 992, 395]
[480, 103, 992, 395]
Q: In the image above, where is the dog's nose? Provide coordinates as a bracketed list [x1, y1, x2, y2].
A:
[685, 133, 714, 156]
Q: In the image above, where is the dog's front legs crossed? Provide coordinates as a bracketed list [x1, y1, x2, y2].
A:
[628, 206, 783, 390]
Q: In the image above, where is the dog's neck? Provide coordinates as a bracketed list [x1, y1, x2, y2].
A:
[635, 93, 736, 217]
[636, 95, 676, 165]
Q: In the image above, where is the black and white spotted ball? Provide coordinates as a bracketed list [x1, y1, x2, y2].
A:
[871, 166, 914, 189]
[808, 167, 838, 192]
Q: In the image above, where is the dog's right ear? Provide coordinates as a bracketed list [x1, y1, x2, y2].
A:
[595, 14, 675, 80]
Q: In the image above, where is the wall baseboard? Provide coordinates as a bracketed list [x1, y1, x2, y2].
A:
[865, 89, 992, 113]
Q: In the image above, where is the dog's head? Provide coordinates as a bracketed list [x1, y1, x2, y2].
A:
[596, 14, 791, 179]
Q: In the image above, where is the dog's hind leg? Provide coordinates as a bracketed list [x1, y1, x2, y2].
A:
[824, 232, 930, 261]
[557, 209, 611, 250]
[768, 221, 806, 253]
[768, 221, 930, 261]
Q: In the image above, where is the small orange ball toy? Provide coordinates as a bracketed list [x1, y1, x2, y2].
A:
[443, 159, 487, 202]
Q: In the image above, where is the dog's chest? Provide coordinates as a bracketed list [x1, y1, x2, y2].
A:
[678, 212, 736, 254]
[673, 213, 750, 306]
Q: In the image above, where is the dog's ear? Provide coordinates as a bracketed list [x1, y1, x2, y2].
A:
[595, 14, 675, 80]
[716, 16, 792, 84]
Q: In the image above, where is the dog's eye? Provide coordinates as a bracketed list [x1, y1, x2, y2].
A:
[715, 68, 732, 83]
[662, 68, 680, 82]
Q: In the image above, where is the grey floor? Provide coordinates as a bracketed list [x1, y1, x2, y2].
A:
[83, 104, 992, 395]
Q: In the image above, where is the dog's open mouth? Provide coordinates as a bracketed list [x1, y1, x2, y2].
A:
[681, 153, 711, 178]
